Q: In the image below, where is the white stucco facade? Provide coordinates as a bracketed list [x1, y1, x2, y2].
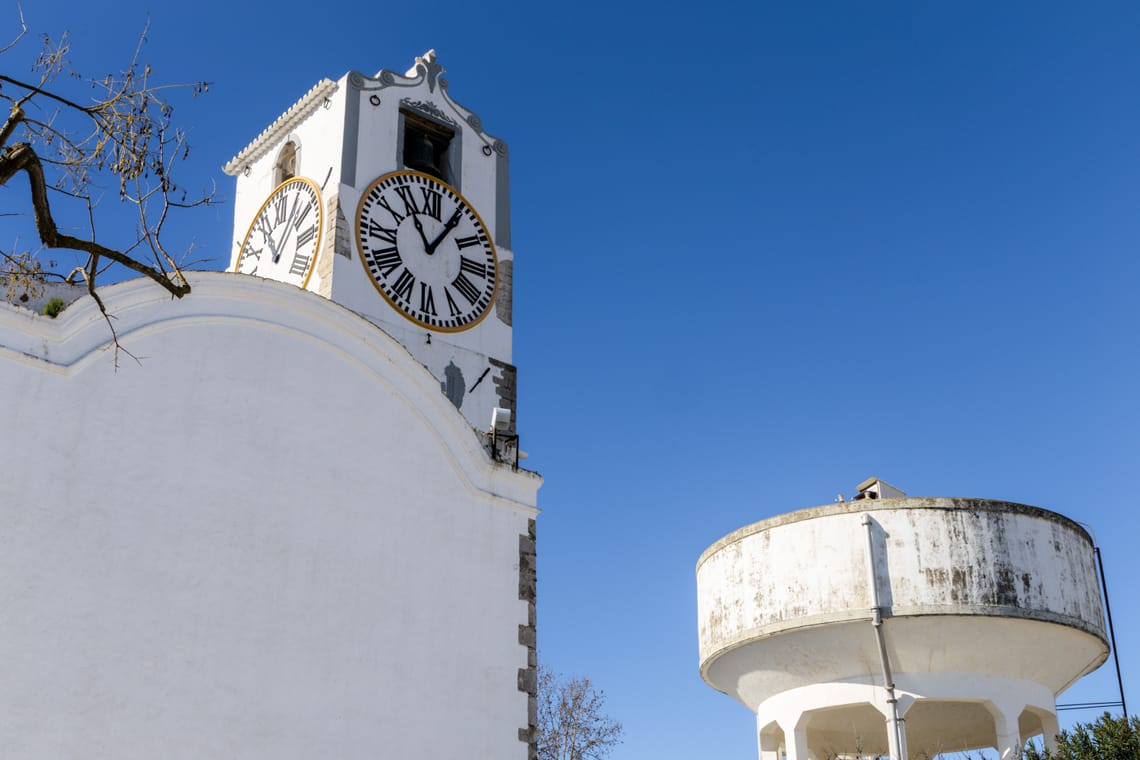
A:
[0, 273, 541, 758]
[697, 497, 1109, 759]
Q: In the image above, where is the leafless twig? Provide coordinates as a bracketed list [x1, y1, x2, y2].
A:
[0, 19, 212, 357]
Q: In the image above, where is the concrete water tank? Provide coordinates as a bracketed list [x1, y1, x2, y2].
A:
[696, 486, 1108, 759]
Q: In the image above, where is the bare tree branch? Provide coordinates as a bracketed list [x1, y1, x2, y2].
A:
[537, 665, 623, 760]
[0, 141, 189, 296]
[0, 19, 213, 356]
[0, 3, 26, 56]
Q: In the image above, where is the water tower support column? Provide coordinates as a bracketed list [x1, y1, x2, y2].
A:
[1040, 712, 1060, 754]
[778, 714, 810, 760]
[989, 701, 1025, 760]
[757, 721, 781, 760]
[989, 698, 1061, 759]
[880, 705, 910, 760]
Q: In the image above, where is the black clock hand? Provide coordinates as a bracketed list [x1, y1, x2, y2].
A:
[265, 231, 281, 265]
[410, 213, 431, 250]
[425, 207, 462, 255]
[271, 225, 287, 263]
[277, 224, 296, 263]
[273, 196, 302, 263]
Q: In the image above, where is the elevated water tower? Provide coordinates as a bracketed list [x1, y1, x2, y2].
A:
[696, 479, 1108, 759]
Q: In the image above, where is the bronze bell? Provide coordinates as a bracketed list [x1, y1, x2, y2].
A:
[405, 130, 443, 179]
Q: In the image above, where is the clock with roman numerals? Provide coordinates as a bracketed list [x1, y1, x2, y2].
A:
[356, 170, 497, 332]
[234, 177, 324, 288]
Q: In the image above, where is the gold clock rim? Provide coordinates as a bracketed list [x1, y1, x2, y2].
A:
[354, 169, 499, 334]
[234, 176, 325, 291]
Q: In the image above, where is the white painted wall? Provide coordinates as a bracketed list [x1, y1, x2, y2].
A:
[0, 273, 540, 759]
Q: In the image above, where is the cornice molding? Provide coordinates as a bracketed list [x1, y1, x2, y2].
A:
[222, 78, 339, 176]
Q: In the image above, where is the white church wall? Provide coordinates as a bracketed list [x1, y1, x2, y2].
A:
[0, 273, 540, 759]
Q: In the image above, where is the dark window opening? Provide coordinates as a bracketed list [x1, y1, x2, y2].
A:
[402, 110, 453, 183]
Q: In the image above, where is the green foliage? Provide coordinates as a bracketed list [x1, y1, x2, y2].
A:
[1023, 712, 1140, 760]
[42, 297, 65, 318]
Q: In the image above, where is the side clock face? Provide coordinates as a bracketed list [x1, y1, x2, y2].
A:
[234, 177, 324, 288]
[356, 170, 497, 332]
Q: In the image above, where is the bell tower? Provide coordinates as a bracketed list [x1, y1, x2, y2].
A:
[223, 51, 516, 435]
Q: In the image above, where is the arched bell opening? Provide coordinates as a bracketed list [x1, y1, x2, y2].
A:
[274, 141, 299, 185]
[400, 110, 454, 183]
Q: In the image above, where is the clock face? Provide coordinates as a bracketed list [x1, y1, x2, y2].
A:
[234, 177, 324, 288]
[356, 170, 497, 332]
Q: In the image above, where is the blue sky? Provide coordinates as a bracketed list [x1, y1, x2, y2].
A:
[10, 1, 1140, 757]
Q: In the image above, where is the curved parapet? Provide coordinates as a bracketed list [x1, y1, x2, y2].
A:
[0, 273, 540, 759]
[0, 272, 538, 508]
[696, 498, 1108, 758]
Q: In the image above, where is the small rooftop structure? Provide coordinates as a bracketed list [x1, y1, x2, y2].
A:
[853, 476, 907, 500]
